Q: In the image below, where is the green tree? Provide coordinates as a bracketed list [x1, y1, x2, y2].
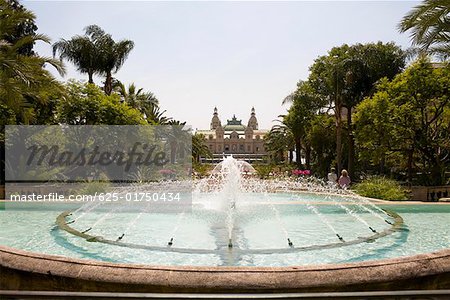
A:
[354, 59, 450, 185]
[192, 133, 211, 163]
[53, 32, 98, 83]
[1, 0, 64, 186]
[53, 24, 134, 93]
[57, 81, 145, 125]
[113, 81, 159, 121]
[307, 114, 336, 177]
[2, 0, 38, 56]
[279, 81, 320, 169]
[265, 126, 294, 164]
[308, 42, 405, 176]
[399, 0, 450, 60]
[84, 25, 134, 95]
[145, 104, 171, 125]
[0, 0, 65, 124]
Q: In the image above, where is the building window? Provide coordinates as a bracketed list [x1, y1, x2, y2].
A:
[209, 135, 213, 140]
[247, 145, 251, 152]
[256, 146, 259, 152]
[225, 145, 229, 151]
[239, 144, 244, 151]
[232, 144, 237, 151]
[256, 135, 260, 140]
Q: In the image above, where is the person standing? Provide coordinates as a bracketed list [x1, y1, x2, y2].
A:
[338, 169, 351, 189]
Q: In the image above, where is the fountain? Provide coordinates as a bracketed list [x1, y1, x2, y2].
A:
[1, 156, 449, 293]
[54, 156, 403, 261]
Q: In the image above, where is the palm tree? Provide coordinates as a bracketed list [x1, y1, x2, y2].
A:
[145, 104, 171, 125]
[85, 25, 134, 95]
[52, 35, 97, 83]
[399, 0, 450, 60]
[265, 126, 294, 164]
[113, 81, 159, 119]
[1, 2, 65, 123]
[165, 120, 190, 164]
[192, 133, 211, 163]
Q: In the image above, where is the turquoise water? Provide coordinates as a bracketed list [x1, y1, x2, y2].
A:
[0, 193, 449, 266]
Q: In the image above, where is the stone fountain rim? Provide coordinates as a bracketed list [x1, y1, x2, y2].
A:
[1, 245, 449, 293]
[0, 244, 449, 272]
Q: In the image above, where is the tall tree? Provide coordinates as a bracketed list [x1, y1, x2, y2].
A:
[1, 0, 65, 123]
[1, 0, 64, 186]
[84, 25, 134, 95]
[309, 42, 405, 177]
[354, 59, 450, 185]
[53, 34, 98, 83]
[2, 0, 38, 56]
[279, 81, 320, 169]
[399, 0, 450, 60]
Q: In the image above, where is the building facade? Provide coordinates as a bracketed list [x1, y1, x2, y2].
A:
[197, 107, 268, 163]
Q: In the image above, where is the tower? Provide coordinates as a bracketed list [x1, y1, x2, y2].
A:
[247, 107, 258, 130]
[210, 107, 221, 130]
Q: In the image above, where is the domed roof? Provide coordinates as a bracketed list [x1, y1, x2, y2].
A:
[223, 124, 246, 132]
[223, 115, 246, 132]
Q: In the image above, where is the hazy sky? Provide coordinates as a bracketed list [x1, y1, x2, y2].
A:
[25, 1, 419, 130]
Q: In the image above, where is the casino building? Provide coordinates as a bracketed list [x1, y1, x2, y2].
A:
[197, 107, 269, 163]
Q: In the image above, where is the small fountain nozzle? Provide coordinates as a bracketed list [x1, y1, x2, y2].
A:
[116, 233, 125, 241]
[65, 220, 75, 225]
[287, 238, 294, 247]
[168, 237, 173, 246]
[336, 234, 345, 242]
[228, 239, 233, 248]
[369, 226, 377, 233]
[81, 227, 92, 234]
[385, 220, 393, 225]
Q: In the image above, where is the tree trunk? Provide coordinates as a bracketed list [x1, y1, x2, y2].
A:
[295, 138, 302, 169]
[104, 71, 113, 95]
[335, 71, 343, 175]
[88, 70, 94, 84]
[347, 107, 355, 178]
[289, 149, 293, 164]
[335, 106, 343, 175]
[170, 141, 177, 164]
[407, 149, 413, 183]
[305, 143, 311, 170]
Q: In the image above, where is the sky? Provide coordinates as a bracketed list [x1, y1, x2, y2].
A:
[25, 0, 419, 130]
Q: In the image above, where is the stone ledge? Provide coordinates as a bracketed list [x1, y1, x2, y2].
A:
[1, 245, 449, 293]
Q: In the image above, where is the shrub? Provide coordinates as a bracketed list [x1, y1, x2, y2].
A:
[354, 176, 408, 201]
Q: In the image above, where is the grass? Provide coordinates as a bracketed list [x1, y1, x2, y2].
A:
[354, 176, 409, 201]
